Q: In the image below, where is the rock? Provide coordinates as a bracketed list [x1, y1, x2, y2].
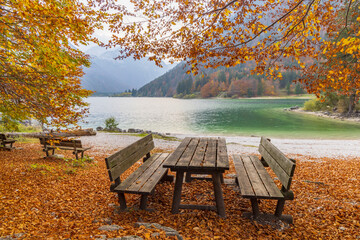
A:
[0, 236, 12, 240]
[117, 236, 143, 240]
[98, 225, 123, 231]
[94, 235, 107, 240]
[289, 106, 299, 110]
[96, 127, 103, 131]
[135, 222, 183, 240]
[108, 203, 117, 208]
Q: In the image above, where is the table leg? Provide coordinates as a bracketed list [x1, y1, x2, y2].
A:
[185, 172, 192, 182]
[171, 171, 185, 214]
[212, 172, 226, 218]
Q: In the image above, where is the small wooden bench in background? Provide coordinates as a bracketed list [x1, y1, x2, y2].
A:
[233, 136, 296, 224]
[105, 134, 173, 210]
[39, 137, 91, 159]
[0, 133, 17, 150]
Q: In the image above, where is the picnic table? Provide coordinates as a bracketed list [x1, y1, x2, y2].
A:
[163, 137, 229, 218]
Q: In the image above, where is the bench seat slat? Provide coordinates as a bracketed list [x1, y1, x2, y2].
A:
[242, 155, 270, 198]
[114, 153, 161, 192]
[125, 153, 169, 193]
[249, 155, 284, 199]
[138, 153, 170, 193]
[233, 155, 255, 197]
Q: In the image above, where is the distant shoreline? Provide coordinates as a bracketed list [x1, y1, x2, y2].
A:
[290, 108, 360, 124]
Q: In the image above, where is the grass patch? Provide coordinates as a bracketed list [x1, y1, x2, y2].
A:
[29, 163, 55, 175]
[102, 132, 180, 141]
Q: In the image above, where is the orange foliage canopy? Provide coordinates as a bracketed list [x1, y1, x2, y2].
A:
[0, 0, 102, 127]
[102, 0, 360, 98]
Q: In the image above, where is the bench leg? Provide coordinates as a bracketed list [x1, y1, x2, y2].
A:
[140, 195, 148, 210]
[117, 192, 127, 210]
[171, 171, 184, 214]
[250, 198, 260, 218]
[275, 199, 285, 217]
[212, 172, 226, 218]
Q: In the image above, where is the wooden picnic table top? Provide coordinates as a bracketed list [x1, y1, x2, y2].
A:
[163, 137, 229, 171]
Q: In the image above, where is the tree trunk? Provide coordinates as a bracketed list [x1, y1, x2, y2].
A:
[347, 93, 356, 116]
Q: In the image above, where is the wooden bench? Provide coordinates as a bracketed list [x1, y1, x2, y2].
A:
[0, 133, 17, 150]
[39, 137, 91, 159]
[105, 134, 173, 210]
[233, 137, 296, 223]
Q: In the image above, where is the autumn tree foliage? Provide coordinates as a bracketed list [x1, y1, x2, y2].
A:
[0, 0, 101, 128]
[103, 0, 360, 105]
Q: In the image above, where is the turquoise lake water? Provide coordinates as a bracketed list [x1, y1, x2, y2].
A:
[83, 97, 360, 139]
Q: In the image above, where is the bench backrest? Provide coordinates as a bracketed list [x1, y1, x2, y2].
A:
[105, 134, 155, 182]
[0, 134, 6, 141]
[39, 137, 82, 148]
[258, 137, 296, 190]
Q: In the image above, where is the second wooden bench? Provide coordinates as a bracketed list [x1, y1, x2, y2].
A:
[105, 134, 173, 210]
[39, 137, 91, 159]
[233, 137, 296, 223]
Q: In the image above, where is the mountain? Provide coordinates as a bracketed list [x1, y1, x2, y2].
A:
[81, 46, 173, 94]
[137, 61, 304, 98]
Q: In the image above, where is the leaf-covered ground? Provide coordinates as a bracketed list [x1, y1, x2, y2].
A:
[0, 142, 359, 239]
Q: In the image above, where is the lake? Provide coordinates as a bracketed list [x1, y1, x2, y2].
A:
[82, 97, 360, 139]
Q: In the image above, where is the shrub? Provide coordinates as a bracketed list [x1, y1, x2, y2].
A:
[303, 99, 322, 111]
[104, 117, 119, 131]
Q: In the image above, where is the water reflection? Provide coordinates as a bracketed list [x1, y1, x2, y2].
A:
[83, 97, 360, 139]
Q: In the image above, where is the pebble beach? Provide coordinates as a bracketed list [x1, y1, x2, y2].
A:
[80, 132, 360, 160]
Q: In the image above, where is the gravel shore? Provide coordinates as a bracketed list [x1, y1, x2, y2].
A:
[80, 132, 359, 160]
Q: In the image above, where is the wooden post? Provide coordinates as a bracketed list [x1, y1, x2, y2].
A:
[118, 192, 127, 210]
[212, 172, 226, 218]
[250, 198, 260, 218]
[140, 195, 148, 210]
[275, 199, 286, 217]
[171, 171, 184, 214]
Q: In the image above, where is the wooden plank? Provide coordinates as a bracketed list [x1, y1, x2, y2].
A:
[189, 138, 207, 168]
[242, 155, 270, 198]
[163, 137, 192, 168]
[259, 144, 293, 190]
[249, 155, 283, 199]
[175, 138, 199, 168]
[139, 153, 170, 193]
[260, 137, 295, 176]
[233, 155, 255, 197]
[106, 134, 154, 168]
[108, 141, 154, 181]
[126, 153, 168, 193]
[202, 138, 217, 168]
[114, 153, 161, 192]
[217, 138, 229, 170]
